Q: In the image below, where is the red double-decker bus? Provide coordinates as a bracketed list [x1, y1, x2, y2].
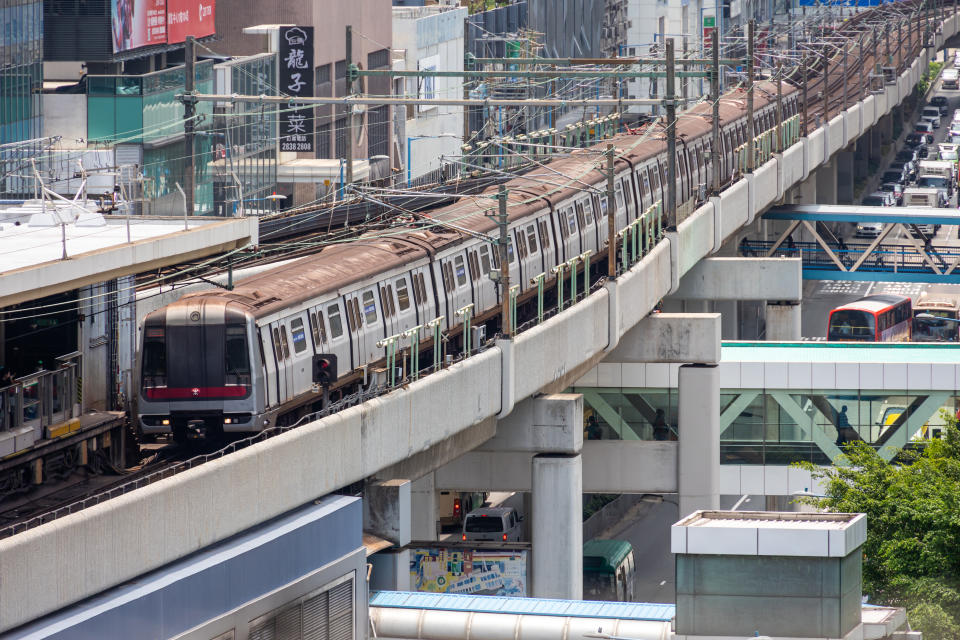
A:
[827, 294, 912, 342]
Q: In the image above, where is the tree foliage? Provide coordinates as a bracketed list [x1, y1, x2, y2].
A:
[797, 421, 960, 637]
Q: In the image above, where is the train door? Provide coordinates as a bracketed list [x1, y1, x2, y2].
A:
[259, 326, 278, 408]
[613, 178, 628, 232]
[575, 198, 597, 256]
[558, 203, 581, 258]
[407, 266, 434, 337]
[341, 292, 367, 369]
[268, 320, 292, 404]
[444, 251, 473, 321]
[379, 280, 399, 339]
[320, 300, 350, 371]
[358, 287, 385, 364]
[390, 275, 418, 335]
[466, 245, 485, 314]
[648, 163, 661, 206]
[287, 312, 312, 396]
[519, 222, 542, 285]
[536, 216, 557, 275]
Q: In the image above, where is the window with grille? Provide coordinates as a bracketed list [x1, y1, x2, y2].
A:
[247, 578, 354, 640]
[335, 118, 348, 159]
[368, 106, 390, 158]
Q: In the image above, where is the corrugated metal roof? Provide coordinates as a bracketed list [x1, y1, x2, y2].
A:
[369, 591, 675, 622]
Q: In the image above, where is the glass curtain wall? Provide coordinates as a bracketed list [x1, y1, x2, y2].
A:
[0, 0, 43, 198]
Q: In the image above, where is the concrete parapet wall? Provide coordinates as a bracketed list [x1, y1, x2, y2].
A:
[3, 14, 957, 632]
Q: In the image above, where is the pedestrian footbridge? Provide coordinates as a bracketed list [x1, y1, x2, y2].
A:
[573, 341, 960, 495]
[742, 205, 960, 282]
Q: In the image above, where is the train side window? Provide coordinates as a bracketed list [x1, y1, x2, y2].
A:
[454, 255, 467, 286]
[272, 327, 283, 361]
[362, 291, 378, 324]
[507, 239, 516, 264]
[279, 326, 291, 359]
[640, 173, 650, 200]
[328, 304, 345, 337]
[526, 225, 538, 254]
[614, 183, 624, 211]
[410, 274, 422, 305]
[622, 178, 634, 210]
[479, 245, 492, 274]
[395, 278, 411, 311]
[575, 203, 586, 229]
[516, 232, 527, 259]
[290, 318, 308, 353]
[566, 208, 577, 234]
[415, 273, 426, 304]
[538, 220, 552, 248]
[310, 311, 327, 344]
[558, 209, 569, 238]
[386, 285, 397, 317]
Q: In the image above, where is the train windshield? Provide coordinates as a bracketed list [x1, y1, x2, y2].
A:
[828, 310, 875, 341]
[142, 320, 251, 399]
[142, 325, 166, 387]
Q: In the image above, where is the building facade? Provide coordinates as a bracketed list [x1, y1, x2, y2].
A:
[1, 0, 44, 198]
[215, 0, 394, 190]
[393, 5, 466, 184]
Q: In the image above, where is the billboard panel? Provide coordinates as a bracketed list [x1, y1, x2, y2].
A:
[279, 26, 315, 153]
[166, 0, 216, 44]
[409, 548, 527, 596]
[111, 0, 167, 54]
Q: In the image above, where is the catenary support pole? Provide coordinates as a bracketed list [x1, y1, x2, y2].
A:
[666, 38, 678, 225]
[345, 25, 354, 189]
[747, 20, 755, 172]
[183, 35, 195, 218]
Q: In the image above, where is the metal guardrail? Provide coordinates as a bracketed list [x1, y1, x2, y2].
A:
[0, 353, 82, 436]
[742, 239, 960, 276]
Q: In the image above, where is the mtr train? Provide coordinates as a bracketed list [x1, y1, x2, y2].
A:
[138, 79, 800, 441]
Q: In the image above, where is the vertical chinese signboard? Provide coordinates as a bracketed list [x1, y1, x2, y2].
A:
[279, 26, 315, 153]
[702, 14, 715, 51]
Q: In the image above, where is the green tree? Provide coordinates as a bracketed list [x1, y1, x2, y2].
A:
[797, 420, 960, 638]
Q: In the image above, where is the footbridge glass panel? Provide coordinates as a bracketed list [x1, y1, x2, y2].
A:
[572, 343, 960, 465]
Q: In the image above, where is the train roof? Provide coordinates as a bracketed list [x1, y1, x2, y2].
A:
[175, 236, 436, 318]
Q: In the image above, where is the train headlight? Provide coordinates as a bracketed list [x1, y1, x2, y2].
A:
[224, 418, 232, 424]
[161, 419, 170, 426]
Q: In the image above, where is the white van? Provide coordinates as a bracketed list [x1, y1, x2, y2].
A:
[944, 68, 960, 90]
[916, 121, 935, 135]
[462, 507, 523, 542]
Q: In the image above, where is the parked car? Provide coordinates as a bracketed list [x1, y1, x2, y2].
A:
[931, 96, 950, 114]
[916, 121, 935, 136]
[921, 107, 942, 129]
[895, 148, 918, 164]
[918, 144, 931, 159]
[879, 181, 904, 205]
[881, 169, 908, 185]
[862, 191, 896, 207]
[888, 163, 912, 182]
[462, 507, 523, 542]
[905, 133, 925, 148]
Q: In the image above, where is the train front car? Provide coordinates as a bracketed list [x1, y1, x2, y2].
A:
[138, 297, 262, 443]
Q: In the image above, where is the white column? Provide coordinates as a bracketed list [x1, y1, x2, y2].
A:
[531, 453, 583, 600]
[766, 302, 802, 341]
[410, 473, 437, 541]
[678, 364, 720, 518]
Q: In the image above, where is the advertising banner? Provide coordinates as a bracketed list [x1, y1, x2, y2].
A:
[111, 0, 166, 54]
[409, 548, 527, 596]
[279, 26, 315, 153]
[166, 0, 216, 44]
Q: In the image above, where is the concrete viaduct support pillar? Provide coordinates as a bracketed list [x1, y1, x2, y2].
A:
[765, 301, 802, 340]
[531, 453, 583, 600]
[793, 171, 817, 205]
[410, 473, 437, 541]
[836, 151, 855, 204]
[815, 160, 837, 205]
[678, 364, 720, 518]
[854, 139, 870, 181]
